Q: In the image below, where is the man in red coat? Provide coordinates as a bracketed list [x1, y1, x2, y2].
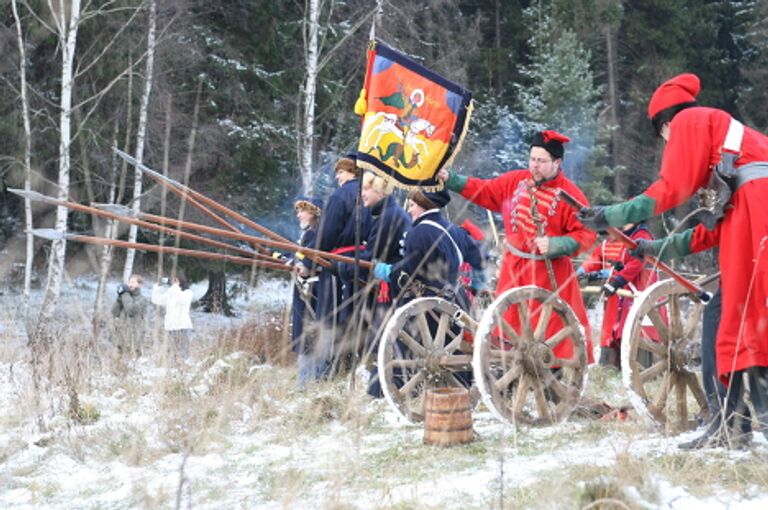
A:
[440, 130, 596, 363]
[579, 73, 768, 445]
[578, 223, 660, 368]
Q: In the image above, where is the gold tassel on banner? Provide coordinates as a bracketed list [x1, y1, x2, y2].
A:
[354, 88, 367, 116]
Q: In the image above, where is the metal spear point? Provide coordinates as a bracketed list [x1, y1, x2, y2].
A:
[13, 187, 371, 268]
[12, 189, 277, 262]
[114, 147, 335, 268]
[28, 228, 68, 241]
[90, 202, 140, 217]
[9, 188, 60, 204]
[115, 148, 187, 190]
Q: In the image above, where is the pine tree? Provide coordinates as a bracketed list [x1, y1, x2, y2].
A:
[516, 6, 609, 196]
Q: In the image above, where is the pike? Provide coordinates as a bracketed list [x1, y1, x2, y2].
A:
[12, 187, 372, 268]
[115, 148, 334, 268]
[558, 189, 712, 303]
[91, 203, 372, 268]
[8, 188, 281, 265]
[29, 229, 294, 272]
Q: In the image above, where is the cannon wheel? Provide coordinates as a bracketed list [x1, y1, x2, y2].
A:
[621, 278, 711, 432]
[473, 285, 588, 426]
[378, 297, 475, 423]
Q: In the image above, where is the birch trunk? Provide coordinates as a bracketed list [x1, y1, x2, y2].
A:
[157, 93, 172, 282]
[171, 79, 202, 276]
[93, 135, 120, 336]
[124, 0, 157, 281]
[11, 0, 34, 306]
[39, 0, 82, 324]
[298, 0, 321, 195]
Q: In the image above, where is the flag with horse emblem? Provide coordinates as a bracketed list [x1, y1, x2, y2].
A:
[354, 40, 473, 190]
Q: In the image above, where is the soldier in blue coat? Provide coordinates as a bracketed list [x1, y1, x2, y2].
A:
[335, 172, 411, 396]
[373, 187, 473, 391]
[374, 188, 462, 301]
[314, 154, 372, 375]
[290, 196, 325, 387]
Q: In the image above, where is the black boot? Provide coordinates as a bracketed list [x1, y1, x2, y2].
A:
[679, 370, 753, 450]
[678, 415, 751, 450]
[599, 347, 620, 370]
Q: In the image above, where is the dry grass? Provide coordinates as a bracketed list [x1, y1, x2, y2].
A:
[210, 308, 295, 367]
[2, 296, 768, 509]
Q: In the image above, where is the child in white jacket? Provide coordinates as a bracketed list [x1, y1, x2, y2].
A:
[152, 271, 194, 360]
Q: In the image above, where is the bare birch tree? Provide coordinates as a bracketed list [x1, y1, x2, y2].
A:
[296, 1, 378, 194]
[37, 0, 83, 325]
[10, 0, 34, 306]
[123, 0, 157, 281]
[297, 0, 321, 195]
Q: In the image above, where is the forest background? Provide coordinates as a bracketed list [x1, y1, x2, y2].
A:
[1, 0, 767, 310]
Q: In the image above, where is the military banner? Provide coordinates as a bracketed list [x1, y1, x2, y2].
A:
[354, 40, 473, 190]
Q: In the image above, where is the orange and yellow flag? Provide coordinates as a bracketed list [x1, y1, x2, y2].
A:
[355, 40, 473, 190]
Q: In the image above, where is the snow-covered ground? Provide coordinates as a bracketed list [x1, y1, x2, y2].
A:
[0, 276, 766, 509]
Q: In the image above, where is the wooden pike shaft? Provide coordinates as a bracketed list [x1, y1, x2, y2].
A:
[557, 189, 711, 303]
[115, 149, 333, 267]
[137, 211, 372, 268]
[581, 285, 635, 299]
[143, 171, 277, 258]
[24, 194, 280, 264]
[61, 233, 293, 271]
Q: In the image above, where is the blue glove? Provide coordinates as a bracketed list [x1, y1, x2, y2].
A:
[603, 275, 627, 296]
[596, 269, 610, 280]
[470, 268, 489, 293]
[373, 262, 392, 282]
[585, 269, 610, 282]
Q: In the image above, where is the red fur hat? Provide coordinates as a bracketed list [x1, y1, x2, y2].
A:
[647, 73, 701, 120]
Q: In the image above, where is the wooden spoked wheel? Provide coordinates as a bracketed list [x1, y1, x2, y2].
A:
[378, 297, 475, 423]
[473, 286, 587, 426]
[621, 278, 712, 432]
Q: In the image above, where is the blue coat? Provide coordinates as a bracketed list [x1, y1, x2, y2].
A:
[291, 227, 318, 354]
[315, 178, 371, 326]
[389, 210, 461, 300]
[316, 178, 371, 252]
[338, 195, 411, 281]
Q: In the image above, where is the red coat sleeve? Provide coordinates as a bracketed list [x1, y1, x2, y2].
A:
[461, 171, 524, 213]
[689, 223, 721, 254]
[558, 180, 596, 254]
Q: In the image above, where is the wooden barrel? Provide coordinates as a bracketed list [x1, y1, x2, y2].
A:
[423, 387, 473, 446]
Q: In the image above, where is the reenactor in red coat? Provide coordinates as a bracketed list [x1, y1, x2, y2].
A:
[578, 223, 660, 368]
[580, 73, 768, 447]
[440, 130, 597, 364]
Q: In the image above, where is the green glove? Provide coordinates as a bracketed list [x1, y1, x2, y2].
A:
[546, 236, 578, 258]
[630, 230, 693, 262]
[444, 171, 468, 193]
[604, 194, 656, 227]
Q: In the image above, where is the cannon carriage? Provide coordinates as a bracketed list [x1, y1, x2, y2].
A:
[620, 274, 720, 433]
[376, 285, 588, 427]
[376, 270, 719, 432]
